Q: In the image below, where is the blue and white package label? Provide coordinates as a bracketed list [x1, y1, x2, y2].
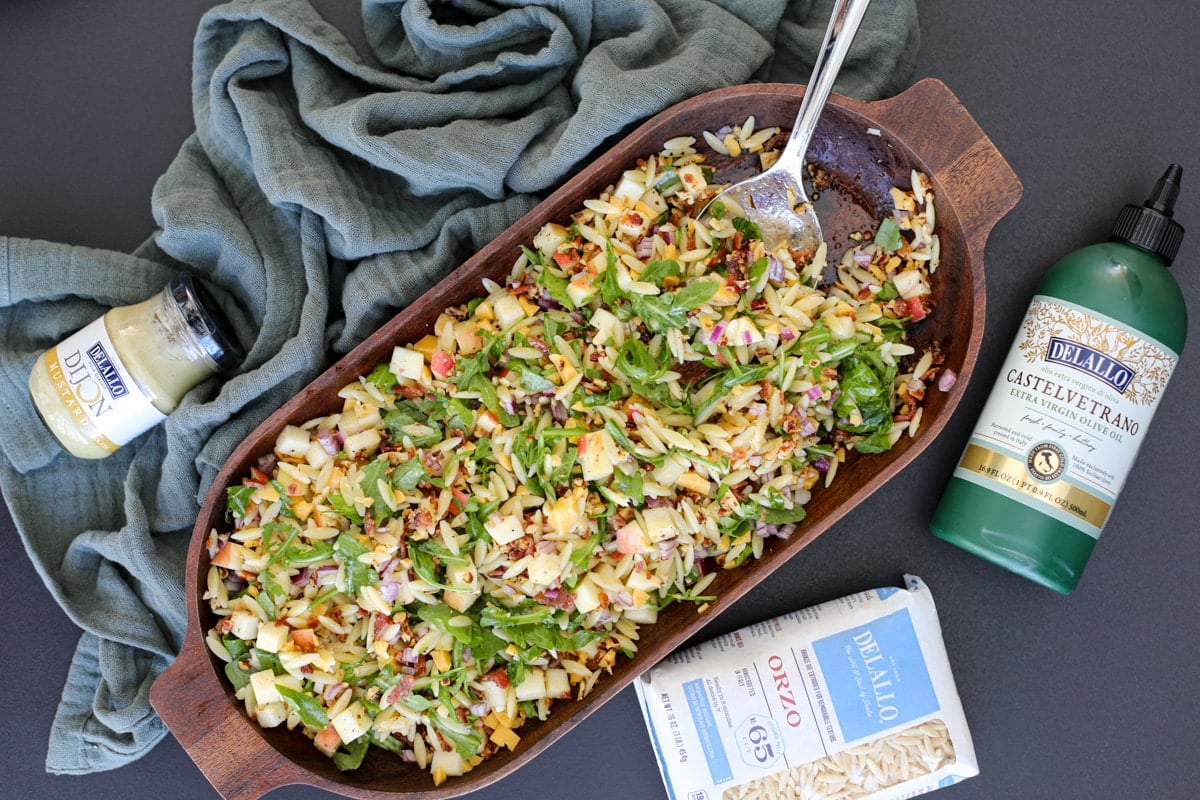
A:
[812, 608, 939, 743]
[634, 575, 978, 800]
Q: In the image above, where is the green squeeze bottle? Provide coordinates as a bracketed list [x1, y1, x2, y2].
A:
[931, 166, 1188, 594]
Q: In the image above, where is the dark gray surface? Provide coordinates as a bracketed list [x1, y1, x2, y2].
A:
[2, 1, 1197, 799]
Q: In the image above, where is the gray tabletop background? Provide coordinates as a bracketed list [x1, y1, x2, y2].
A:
[2, 1, 1197, 799]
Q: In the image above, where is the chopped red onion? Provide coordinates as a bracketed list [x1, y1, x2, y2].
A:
[316, 428, 339, 456]
[636, 237, 654, 259]
[938, 368, 959, 391]
[379, 581, 401, 603]
[780, 328, 796, 341]
[768, 255, 785, 282]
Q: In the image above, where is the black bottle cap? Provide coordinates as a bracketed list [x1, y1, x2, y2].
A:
[1109, 164, 1185, 266]
[168, 273, 245, 371]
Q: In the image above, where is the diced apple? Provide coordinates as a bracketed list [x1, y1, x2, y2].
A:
[626, 565, 663, 592]
[250, 669, 282, 705]
[443, 562, 481, 612]
[572, 574, 605, 614]
[615, 521, 649, 555]
[622, 604, 659, 625]
[431, 350, 455, 378]
[891, 268, 929, 300]
[641, 506, 679, 542]
[480, 678, 511, 714]
[455, 323, 485, 355]
[611, 173, 645, 206]
[617, 210, 649, 239]
[274, 425, 311, 458]
[211, 541, 249, 571]
[545, 487, 585, 536]
[533, 222, 569, 254]
[330, 700, 372, 744]
[291, 628, 318, 652]
[578, 429, 616, 482]
[343, 428, 381, 458]
[304, 439, 332, 469]
[389, 346, 424, 381]
[545, 668, 571, 699]
[484, 512, 526, 546]
[228, 609, 261, 641]
[724, 316, 764, 346]
[431, 750, 466, 785]
[588, 307, 620, 346]
[255, 621, 290, 654]
[526, 551, 561, 585]
[492, 293, 527, 330]
[314, 726, 342, 757]
[824, 313, 857, 340]
[254, 700, 288, 728]
[566, 274, 597, 307]
[514, 668, 546, 701]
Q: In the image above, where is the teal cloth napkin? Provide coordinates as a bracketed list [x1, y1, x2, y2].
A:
[0, 0, 919, 775]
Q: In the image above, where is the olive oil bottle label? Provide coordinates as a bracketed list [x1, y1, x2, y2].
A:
[38, 318, 166, 452]
[953, 296, 1178, 539]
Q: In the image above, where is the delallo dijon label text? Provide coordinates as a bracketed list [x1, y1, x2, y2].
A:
[42, 318, 165, 450]
[953, 296, 1179, 539]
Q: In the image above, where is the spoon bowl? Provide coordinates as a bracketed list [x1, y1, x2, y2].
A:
[701, 0, 872, 252]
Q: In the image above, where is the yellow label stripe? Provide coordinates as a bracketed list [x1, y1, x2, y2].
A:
[958, 443, 1110, 528]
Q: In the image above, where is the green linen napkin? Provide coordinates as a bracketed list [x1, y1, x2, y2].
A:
[0, 0, 919, 775]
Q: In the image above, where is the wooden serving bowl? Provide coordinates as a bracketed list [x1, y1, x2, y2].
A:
[151, 78, 1020, 800]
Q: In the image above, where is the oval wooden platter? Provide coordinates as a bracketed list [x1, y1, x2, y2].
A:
[151, 78, 1021, 800]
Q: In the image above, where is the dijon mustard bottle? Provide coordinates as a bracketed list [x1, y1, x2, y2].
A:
[931, 166, 1188, 594]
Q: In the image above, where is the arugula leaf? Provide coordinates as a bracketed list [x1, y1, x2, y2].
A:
[733, 216, 762, 241]
[520, 368, 556, 393]
[276, 685, 330, 729]
[520, 244, 546, 267]
[224, 661, 252, 691]
[840, 352, 897, 448]
[222, 636, 250, 661]
[327, 492, 363, 525]
[335, 533, 376, 596]
[615, 339, 684, 410]
[332, 736, 371, 772]
[611, 466, 644, 505]
[536, 267, 576, 311]
[600, 240, 621, 307]
[429, 714, 483, 761]
[629, 279, 718, 334]
[690, 361, 775, 423]
[639, 259, 681, 287]
[226, 485, 254, 519]
[874, 217, 903, 252]
[364, 362, 398, 392]
[391, 458, 426, 492]
[358, 459, 395, 522]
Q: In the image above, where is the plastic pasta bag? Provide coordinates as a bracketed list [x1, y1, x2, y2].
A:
[635, 575, 978, 800]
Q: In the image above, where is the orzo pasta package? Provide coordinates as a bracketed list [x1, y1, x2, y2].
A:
[634, 575, 977, 800]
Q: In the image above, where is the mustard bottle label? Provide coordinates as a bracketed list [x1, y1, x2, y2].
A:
[952, 296, 1179, 539]
[40, 318, 166, 453]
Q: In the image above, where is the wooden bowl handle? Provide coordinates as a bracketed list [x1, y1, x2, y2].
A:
[848, 78, 1024, 265]
[151, 638, 301, 800]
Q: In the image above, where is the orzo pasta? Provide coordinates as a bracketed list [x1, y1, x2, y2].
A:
[203, 119, 944, 784]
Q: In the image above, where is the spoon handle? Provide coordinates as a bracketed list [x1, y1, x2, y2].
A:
[775, 0, 873, 173]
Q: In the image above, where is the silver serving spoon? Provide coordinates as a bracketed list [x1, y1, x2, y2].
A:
[701, 0, 872, 252]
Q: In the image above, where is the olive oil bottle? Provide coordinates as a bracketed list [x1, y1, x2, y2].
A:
[931, 166, 1188, 594]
